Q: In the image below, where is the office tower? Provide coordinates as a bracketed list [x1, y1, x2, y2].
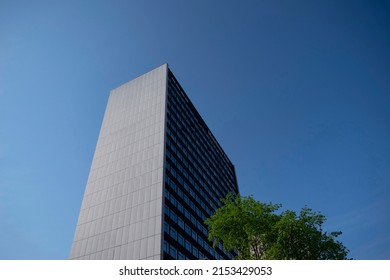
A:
[70, 64, 239, 260]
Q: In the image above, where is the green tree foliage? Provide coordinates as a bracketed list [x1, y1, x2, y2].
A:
[205, 194, 349, 260]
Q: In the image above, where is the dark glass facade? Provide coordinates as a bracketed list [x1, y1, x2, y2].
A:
[162, 69, 239, 260]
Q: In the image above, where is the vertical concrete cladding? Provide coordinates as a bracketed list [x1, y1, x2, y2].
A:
[70, 64, 168, 260]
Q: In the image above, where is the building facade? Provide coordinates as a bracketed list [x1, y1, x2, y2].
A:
[70, 64, 239, 260]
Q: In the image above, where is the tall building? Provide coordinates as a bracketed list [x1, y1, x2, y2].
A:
[70, 64, 239, 260]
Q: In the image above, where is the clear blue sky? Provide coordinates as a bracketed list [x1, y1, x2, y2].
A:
[1, 0, 389, 259]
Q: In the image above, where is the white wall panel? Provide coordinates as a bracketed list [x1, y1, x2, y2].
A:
[70, 64, 167, 259]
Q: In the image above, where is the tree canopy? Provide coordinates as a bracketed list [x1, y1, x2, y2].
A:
[204, 194, 349, 260]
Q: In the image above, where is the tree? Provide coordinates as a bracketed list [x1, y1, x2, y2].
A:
[204, 194, 349, 260]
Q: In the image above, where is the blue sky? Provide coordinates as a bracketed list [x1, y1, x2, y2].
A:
[1, 0, 389, 259]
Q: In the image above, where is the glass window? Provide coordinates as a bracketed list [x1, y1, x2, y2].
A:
[171, 180, 177, 191]
[184, 195, 189, 205]
[177, 175, 183, 185]
[191, 229, 197, 240]
[164, 222, 169, 233]
[170, 195, 177, 207]
[178, 251, 185, 260]
[184, 209, 190, 219]
[164, 241, 169, 253]
[164, 189, 170, 199]
[178, 217, 184, 229]
[177, 202, 183, 213]
[178, 234, 184, 246]
[197, 235, 203, 246]
[170, 227, 177, 241]
[202, 226, 208, 236]
[185, 240, 191, 252]
[191, 214, 196, 225]
[185, 224, 191, 234]
[170, 209, 177, 222]
[192, 247, 198, 258]
[170, 245, 177, 259]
